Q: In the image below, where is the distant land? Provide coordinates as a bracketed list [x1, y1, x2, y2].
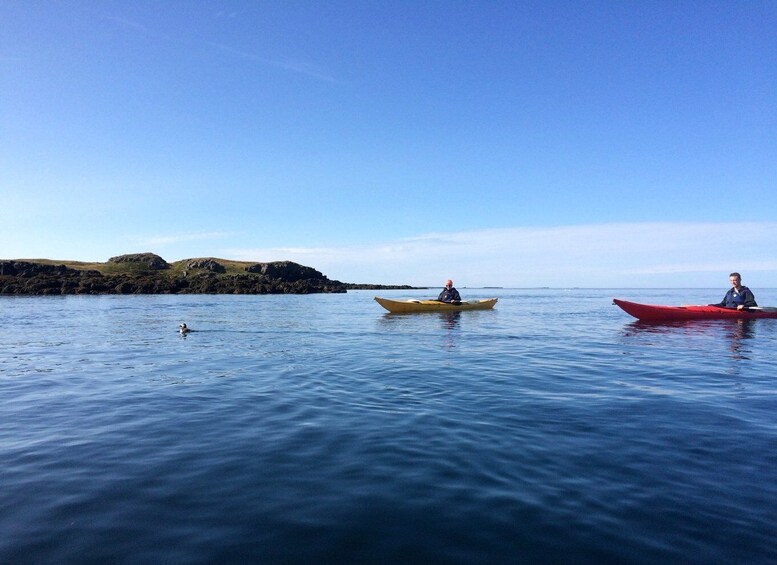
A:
[0, 253, 420, 295]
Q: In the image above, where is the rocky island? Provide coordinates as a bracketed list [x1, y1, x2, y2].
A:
[0, 253, 416, 295]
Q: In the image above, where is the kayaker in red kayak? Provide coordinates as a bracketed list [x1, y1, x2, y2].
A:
[710, 272, 758, 310]
[437, 279, 462, 303]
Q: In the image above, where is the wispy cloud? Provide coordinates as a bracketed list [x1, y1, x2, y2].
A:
[207, 41, 336, 83]
[104, 15, 152, 34]
[102, 11, 334, 83]
[224, 222, 777, 287]
[0, 54, 24, 63]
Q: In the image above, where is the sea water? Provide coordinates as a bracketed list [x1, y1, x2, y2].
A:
[1, 289, 776, 563]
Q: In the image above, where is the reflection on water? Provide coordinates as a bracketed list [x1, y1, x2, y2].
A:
[438, 311, 461, 329]
[375, 311, 462, 349]
[620, 318, 756, 361]
[621, 320, 717, 335]
[439, 312, 461, 350]
[725, 319, 755, 360]
[377, 311, 462, 330]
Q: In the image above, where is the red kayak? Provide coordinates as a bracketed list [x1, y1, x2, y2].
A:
[613, 299, 777, 321]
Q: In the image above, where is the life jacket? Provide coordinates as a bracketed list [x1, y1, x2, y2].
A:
[725, 286, 751, 307]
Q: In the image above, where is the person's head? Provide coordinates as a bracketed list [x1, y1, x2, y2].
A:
[729, 272, 742, 287]
[445, 279, 453, 288]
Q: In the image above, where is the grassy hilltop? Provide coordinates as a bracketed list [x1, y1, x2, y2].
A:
[11, 256, 256, 276]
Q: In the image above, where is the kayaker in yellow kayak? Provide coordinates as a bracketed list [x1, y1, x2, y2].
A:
[710, 272, 758, 310]
[437, 279, 461, 303]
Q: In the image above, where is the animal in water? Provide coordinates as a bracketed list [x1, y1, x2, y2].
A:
[178, 323, 191, 335]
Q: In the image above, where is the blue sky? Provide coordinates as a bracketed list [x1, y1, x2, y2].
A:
[2, 1, 775, 287]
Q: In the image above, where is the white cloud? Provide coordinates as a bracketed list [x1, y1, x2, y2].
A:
[138, 231, 235, 246]
[223, 222, 777, 287]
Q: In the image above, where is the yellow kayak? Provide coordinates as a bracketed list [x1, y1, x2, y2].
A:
[374, 296, 498, 313]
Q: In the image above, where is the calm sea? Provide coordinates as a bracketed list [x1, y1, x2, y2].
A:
[2, 289, 776, 564]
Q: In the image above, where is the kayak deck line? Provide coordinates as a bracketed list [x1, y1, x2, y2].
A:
[613, 298, 777, 321]
[374, 297, 497, 314]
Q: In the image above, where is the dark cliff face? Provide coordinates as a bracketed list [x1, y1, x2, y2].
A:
[245, 261, 324, 282]
[0, 259, 347, 296]
[108, 253, 170, 270]
[184, 259, 226, 273]
[0, 261, 100, 278]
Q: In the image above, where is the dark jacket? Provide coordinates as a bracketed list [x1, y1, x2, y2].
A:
[712, 286, 757, 308]
[437, 287, 461, 302]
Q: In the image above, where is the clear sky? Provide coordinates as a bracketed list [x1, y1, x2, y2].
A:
[2, 1, 776, 287]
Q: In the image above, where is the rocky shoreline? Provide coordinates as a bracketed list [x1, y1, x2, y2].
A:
[0, 253, 417, 296]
